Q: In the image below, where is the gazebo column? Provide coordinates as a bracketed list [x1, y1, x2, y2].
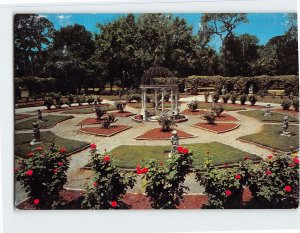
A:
[174, 88, 179, 115]
[143, 89, 147, 121]
[161, 89, 165, 111]
[154, 89, 158, 115]
[170, 88, 174, 114]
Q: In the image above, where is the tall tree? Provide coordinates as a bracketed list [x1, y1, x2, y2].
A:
[14, 14, 55, 77]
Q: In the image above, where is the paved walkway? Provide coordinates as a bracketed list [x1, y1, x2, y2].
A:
[15, 95, 281, 203]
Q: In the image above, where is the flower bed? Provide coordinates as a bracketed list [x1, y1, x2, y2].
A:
[215, 113, 239, 122]
[181, 109, 206, 115]
[78, 125, 131, 137]
[132, 114, 188, 123]
[199, 101, 265, 110]
[193, 122, 240, 134]
[109, 111, 135, 117]
[135, 128, 196, 140]
[15, 114, 33, 120]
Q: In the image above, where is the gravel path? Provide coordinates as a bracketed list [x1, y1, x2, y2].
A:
[14, 95, 280, 203]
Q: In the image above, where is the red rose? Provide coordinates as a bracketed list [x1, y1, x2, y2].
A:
[289, 163, 295, 168]
[225, 190, 232, 196]
[177, 146, 184, 153]
[25, 170, 33, 176]
[224, 163, 229, 168]
[141, 167, 148, 173]
[136, 166, 142, 175]
[53, 169, 59, 173]
[284, 185, 292, 192]
[235, 174, 241, 179]
[159, 161, 164, 166]
[111, 201, 117, 207]
[266, 170, 272, 176]
[36, 147, 43, 151]
[27, 152, 34, 157]
[58, 162, 64, 166]
[293, 157, 299, 164]
[244, 155, 250, 160]
[90, 144, 97, 149]
[103, 156, 110, 163]
[60, 148, 67, 153]
[182, 148, 189, 154]
[267, 155, 273, 159]
[33, 199, 40, 205]
[93, 182, 98, 187]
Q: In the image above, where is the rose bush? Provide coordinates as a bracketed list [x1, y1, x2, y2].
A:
[140, 146, 193, 209]
[15, 141, 69, 209]
[81, 144, 135, 209]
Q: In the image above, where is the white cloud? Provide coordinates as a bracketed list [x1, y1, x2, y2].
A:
[57, 15, 71, 20]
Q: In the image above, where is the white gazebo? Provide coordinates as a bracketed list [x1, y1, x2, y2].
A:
[140, 67, 179, 121]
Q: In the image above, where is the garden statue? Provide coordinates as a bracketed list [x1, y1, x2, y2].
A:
[37, 109, 43, 121]
[30, 122, 41, 145]
[249, 84, 254, 94]
[263, 104, 272, 116]
[171, 130, 179, 154]
[221, 86, 226, 95]
[101, 114, 118, 129]
[281, 116, 291, 136]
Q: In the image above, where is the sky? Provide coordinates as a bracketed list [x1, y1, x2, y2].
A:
[41, 13, 292, 50]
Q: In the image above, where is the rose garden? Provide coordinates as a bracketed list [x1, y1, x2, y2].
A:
[14, 13, 299, 209]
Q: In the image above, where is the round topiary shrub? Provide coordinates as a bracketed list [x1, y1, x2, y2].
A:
[230, 91, 238, 104]
[204, 92, 210, 103]
[203, 111, 216, 124]
[211, 92, 219, 103]
[222, 93, 230, 104]
[158, 112, 177, 132]
[212, 104, 224, 117]
[292, 97, 299, 112]
[281, 99, 291, 110]
[44, 97, 54, 110]
[187, 100, 198, 112]
[240, 94, 247, 105]
[249, 95, 257, 106]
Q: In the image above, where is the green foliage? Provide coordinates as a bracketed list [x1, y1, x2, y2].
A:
[101, 114, 118, 129]
[44, 96, 54, 110]
[248, 95, 257, 106]
[187, 100, 198, 112]
[204, 92, 210, 102]
[95, 106, 106, 121]
[81, 145, 135, 209]
[87, 97, 95, 105]
[157, 112, 177, 132]
[67, 94, 74, 106]
[53, 92, 63, 108]
[211, 92, 219, 103]
[141, 147, 193, 209]
[240, 94, 247, 105]
[230, 91, 238, 104]
[292, 97, 299, 112]
[222, 93, 230, 103]
[212, 104, 224, 117]
[15, 141, 70, 209]
[203, 111, 216, 124]
[281, 99, 292, 110]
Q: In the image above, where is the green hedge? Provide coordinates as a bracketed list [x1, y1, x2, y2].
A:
[186, 75, 299, 95]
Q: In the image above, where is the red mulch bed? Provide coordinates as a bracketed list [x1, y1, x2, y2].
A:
[17, 188, 253, 210]
[42, 104, 109, 113]
[181, 109, 206, 115]
[110, 111, 135, 117]
[78, 125, 131, 137]
[273, 109, 300, 117]
[215, 113, 238, 122]
[193, 122, 240, 134]
[15, 114, 33, 120]
[135, 128, 195, 140]
[77, 117, 100, 126]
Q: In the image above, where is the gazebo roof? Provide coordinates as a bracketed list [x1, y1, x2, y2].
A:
[141, 67, 176, 85]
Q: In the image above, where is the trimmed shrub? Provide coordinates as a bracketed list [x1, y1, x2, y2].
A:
[76, 95, 82, 106]
[249, 95, 257, 106]
[222, 93, 230, 104]
[87, 97, 95, 105]
[211, 92, 219, 103]
[292, 97, 299, 112]
[95, 106, 106, 121]
[44, 97, 54, 110]
[140, 146, 193, 209]
[212, 105, 224, 117]
[15, 142, 70, 209]
[53, 92, 63, 108]
[281, 99, 291, 110]
[67, 94, 74, 107]
[115, 101, 126, 112]
[230, 92, 238, 104]
[81, 144, 135, 209]
[187, 100, 198, 112]
[240, 94, 247, 105]
[203, 111, 216, 124]
[204, 92, 210, 103]
[158, 112, 176, 132]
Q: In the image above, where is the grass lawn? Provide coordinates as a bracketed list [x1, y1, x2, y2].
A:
[61, 105, 117, 114]
[15, 115, 73, 130]
[238, 110, 299, 122]
[198, 102, 245, 111]
[239, 124, 299, 152]
[15, 131, 89, 159]
[86, 142, 259, 168]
